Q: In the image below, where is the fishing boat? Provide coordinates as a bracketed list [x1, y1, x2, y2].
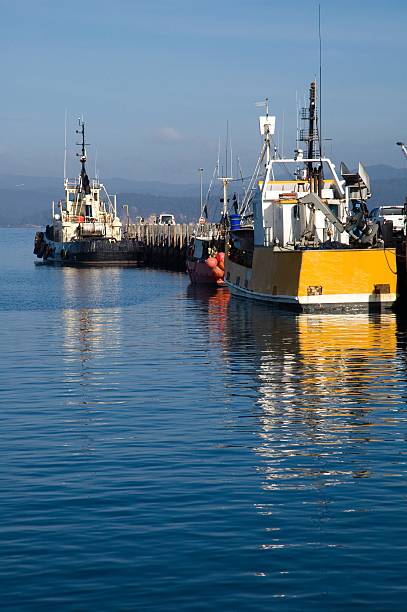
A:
[225, 82, 398, 312]
[186, 167, 229, 286]
[33, 120, 143, 265]
[186, 226, 226, 285]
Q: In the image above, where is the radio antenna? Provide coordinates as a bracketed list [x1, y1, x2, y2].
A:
[318, 3, 323, 159]
[282, 111, 285, 158]
[64, 108, 67, 180]
[295, 91, 299, 148]
[225, 120, 229, 177]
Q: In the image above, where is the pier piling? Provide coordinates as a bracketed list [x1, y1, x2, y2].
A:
[125, 223, 193, 271]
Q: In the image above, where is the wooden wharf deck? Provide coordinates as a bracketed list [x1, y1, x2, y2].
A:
[125, 222, 218, 271]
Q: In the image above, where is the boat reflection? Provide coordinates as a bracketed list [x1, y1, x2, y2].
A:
[61, 267, 124, 441]
[222, 300, 403, 488]
[219, 301, 407, 570]
[186, 285, 231, 345]
[62, 267, 123, 358]
[256, 310, 398, 414]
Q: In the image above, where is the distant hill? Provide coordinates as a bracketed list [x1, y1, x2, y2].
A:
[0, 174, 215, 226]
[0, 174, 201, 197]
[370, 178, 407, 207]
[0, 188, 202, 227]
[366, 165, 407, 180]
[1, 165, 406, 227]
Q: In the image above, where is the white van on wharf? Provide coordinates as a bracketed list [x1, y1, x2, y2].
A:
[369, 205, 405, 235]
[156, 213, 176, 225]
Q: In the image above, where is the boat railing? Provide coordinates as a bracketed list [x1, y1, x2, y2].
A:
[64, 179, 79, 189]
[64, 178, 101, 190]
[195, 221, 226, 239]
[61, 211, 114, 224]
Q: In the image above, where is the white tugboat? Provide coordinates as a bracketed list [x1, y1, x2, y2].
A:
[34, 120, 143, 265]
[225, 82, 398, 312]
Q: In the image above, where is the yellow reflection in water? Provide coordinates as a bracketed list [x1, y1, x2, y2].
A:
[257, 313, 397, 415]
[296, 313, 397, 403]
[250, 314, 403, 565]
[252, 313, 400, 499]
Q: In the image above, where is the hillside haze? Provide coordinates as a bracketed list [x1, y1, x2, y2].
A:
[1, 166, 406, 227]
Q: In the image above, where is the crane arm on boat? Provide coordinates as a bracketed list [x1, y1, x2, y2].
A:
[300, 192, 345, 233]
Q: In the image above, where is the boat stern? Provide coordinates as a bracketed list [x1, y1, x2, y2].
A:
[225, 247, 398, 312]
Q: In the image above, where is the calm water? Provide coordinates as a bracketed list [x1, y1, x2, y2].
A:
[1, 228, 407, 610]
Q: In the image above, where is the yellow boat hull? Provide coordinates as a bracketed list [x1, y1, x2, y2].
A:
[225, 247, 398, 312]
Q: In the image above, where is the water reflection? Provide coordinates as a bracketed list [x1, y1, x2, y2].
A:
[219, 299, 407, 574]
[256, 312, 398, 423]
[186, 285, 231, 345]
[62, 266, 123, 360]
[60, 268, 124, 452]
[61, 265, 124, 307]
[223, 301, 405, 465]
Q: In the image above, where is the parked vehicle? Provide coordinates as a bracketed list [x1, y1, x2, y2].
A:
[369, 206, 405, 235]
[156, 213, 176, 225]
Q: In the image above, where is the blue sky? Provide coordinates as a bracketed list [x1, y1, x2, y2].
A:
[1, 0, 406, 182]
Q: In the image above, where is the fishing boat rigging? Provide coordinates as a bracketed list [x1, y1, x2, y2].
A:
[225, 81, 398, 311]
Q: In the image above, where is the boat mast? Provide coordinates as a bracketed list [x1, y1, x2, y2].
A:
[265, 97, 270, 165]
[198, 167, 204, 216]
[221, 178, 230, 218]
[64, 109, 67, 182]
[300, 81, 323, 194]
[239, 99, 275, 218]
[76, 119, 91, 195]
[218, 122, 233, 222]
[306, 82, 318, 176]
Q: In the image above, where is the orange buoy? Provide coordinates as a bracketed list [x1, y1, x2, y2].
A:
[216, 252, 225, 263]
[218, 260, 224, 271]
[206, 257, 218, 269]
[213, 266, 224, 279]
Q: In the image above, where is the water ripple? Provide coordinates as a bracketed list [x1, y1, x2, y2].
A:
[1, 230, 407, 610]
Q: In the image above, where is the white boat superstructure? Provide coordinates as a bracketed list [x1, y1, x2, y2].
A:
[34, 120, 143, 265]
[48, 119, 121, 246]
[54, 174, 121, 243]
[225, 81, 398, 312]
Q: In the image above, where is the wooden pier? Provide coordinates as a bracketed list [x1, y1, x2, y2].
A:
[125, 223, 199, 271]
